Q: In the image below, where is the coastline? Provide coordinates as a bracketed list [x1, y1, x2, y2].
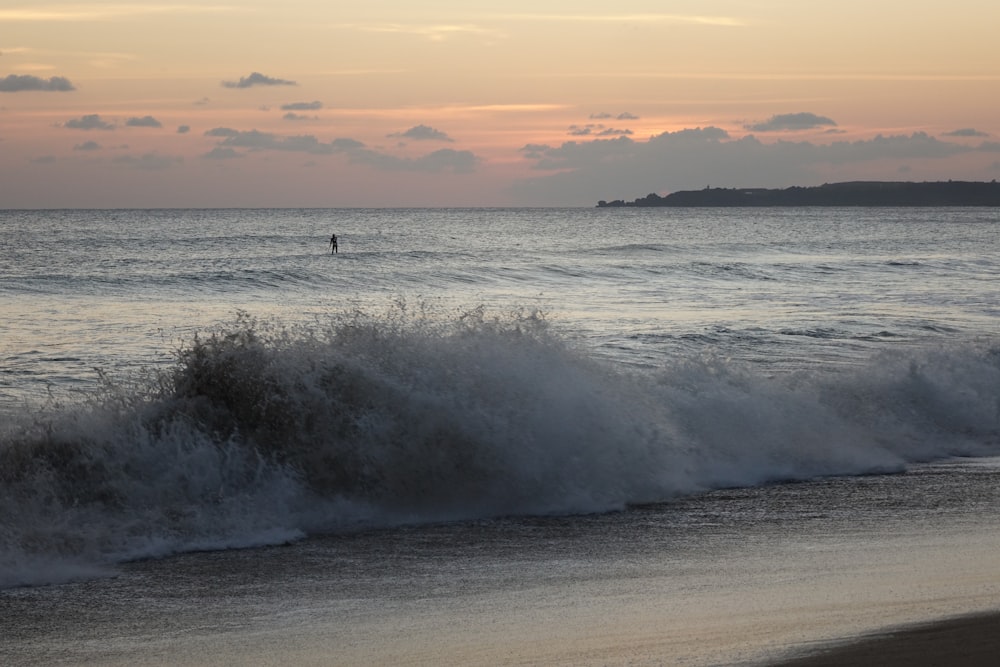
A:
[597, 179, 1000, 207]
[769, 611, 1000, 666]
[4, 528, 1000, 667]
[6, 458, 1000, 666]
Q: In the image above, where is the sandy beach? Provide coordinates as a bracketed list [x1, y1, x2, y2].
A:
[770, 611, 1000, 666]
[5, 465, 1000, 667]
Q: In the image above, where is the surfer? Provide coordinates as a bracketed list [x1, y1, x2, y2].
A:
[329, 233, 338, 254]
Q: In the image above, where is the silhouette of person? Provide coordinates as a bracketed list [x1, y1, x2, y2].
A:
[329, 233, 338, 254]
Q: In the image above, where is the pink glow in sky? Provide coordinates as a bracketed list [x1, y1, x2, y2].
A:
[2, 1, 999, 207]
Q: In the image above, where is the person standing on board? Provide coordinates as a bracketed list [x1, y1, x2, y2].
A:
[329, 233, 338, 254]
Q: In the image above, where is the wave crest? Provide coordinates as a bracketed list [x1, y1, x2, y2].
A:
[2, 303, 999, 587]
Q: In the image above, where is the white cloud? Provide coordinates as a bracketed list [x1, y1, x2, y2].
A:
[567, 124, 632, 137]
[205, 127, 239, 137]
[64, 113, 114, 130]
[202, 147, 243, 160]
[0, 74, 74, 92]
[513, 127, 979, 205]
[208, 128, 478, 172]
[217, 130, 334, 153]
[388, 124, 454, 142]
[281, 101, 322, 111]
[746, 112, 837, 132]
[944, 128, 988, 137]
[221, 72, 296, 89]
[125, 115, 162, 128]
[331, 138, 365, 151]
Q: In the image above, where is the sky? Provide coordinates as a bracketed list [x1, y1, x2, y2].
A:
[2, 1, 999, 208]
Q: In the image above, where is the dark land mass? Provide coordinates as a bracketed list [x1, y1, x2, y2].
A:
[597, 180, 1000, 207]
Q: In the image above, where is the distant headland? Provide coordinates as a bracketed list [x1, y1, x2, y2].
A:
[597, 180, 1000, 207]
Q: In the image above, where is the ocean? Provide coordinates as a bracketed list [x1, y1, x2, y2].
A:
[2, 207, 999, 665]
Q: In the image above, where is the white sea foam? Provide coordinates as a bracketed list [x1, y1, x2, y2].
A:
[2, 306, 998, 588]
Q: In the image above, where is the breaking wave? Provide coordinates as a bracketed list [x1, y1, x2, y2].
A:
[2, 304, 999, 588]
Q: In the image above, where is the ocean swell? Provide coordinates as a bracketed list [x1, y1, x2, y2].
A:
[2, 305, 998, 588]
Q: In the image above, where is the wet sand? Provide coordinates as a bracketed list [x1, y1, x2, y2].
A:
[770, 612, 1000, 666]
[5, 462, 1000, 666]
[5, 520, 1000, 667]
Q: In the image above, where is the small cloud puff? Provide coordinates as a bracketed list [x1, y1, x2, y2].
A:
[331, 138, 365, 151]
[389, 124, 454, 142]
[0, 74, 75, 92]
[568, 124, 633, 137]
[73, 141, 101, 151]
[215, 129, 338, 154]
[221, 72, 297, 89]
[177, 125, 190, 134]
[204, 127, 240, 137]
[746, 112, 837, 132]
[64, 114, 115, 130]
[125, 115, 162, 128]
[519, 143, 549, 159]
[202, 147, 243, 160]
[590, 112, 639, 120]
[283, 112, 317, 121]
[943, 128, 988, 138]
[281, 101, 322, 111]
[203, 127, 477, 173]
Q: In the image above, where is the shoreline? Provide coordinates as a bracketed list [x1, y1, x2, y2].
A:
[769, 611, 1000, 666]
[5, 458, 1000, 666]
[597, 180, 1000, 207]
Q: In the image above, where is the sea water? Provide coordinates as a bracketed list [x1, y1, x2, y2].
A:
[1, 207, 999, 664]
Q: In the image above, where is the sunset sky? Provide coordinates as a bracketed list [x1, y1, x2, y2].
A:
[2, 1, 999, 208]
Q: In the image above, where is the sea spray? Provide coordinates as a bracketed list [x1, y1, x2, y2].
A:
[1, 304, 998, 588]
[152, 305, 683, 515]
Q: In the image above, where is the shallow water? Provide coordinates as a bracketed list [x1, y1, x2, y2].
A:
[4, 207, 998, 402]
[1, 207, 999, 661]
[4, 457, 1000, 665]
